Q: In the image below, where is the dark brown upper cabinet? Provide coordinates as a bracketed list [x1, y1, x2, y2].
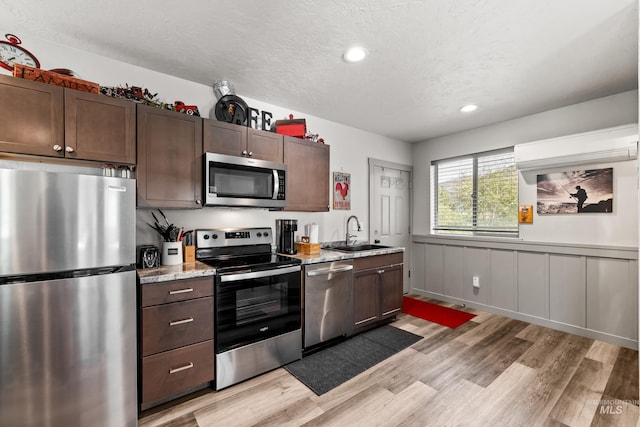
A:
[65, 90, 136, 164]
[0, 74, 135, 164]
[283, 136, 330, 212]
[0, 74, 64, 157]
[203, 119, 283, 163]
[137, 104, 203, 209]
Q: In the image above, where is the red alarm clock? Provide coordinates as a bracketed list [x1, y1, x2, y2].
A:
[0, 34, 40, 72]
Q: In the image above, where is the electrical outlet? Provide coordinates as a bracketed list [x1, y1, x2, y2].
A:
[472, 276, 480, 288]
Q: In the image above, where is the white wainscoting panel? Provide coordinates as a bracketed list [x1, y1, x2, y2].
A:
[412, 235, 638, 349]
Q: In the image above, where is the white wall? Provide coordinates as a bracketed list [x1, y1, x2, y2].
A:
[413, 90, 639, 247]
[3, 35, 413, 246]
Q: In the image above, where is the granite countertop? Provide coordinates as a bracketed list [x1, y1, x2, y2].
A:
[137, 245, 405, 283]
[284, 245, 405, 265]
[137, 261, 215, 284]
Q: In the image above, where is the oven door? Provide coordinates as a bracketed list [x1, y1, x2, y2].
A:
[204, 153, 286, 208]
[215, 265, 301, 353]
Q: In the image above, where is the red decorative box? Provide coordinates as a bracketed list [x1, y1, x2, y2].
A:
[275, 115, 306, 138]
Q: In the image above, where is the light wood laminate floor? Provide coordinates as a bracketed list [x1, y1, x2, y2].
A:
[139, 295, 639, 427]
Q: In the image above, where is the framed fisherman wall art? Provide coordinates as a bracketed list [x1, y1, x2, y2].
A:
[536, 168, 613, 214]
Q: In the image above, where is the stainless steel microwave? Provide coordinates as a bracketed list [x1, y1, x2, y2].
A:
[204, 153, 287, 209]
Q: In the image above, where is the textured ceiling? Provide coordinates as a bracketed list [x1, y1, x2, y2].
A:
[1, 0, 637, 143]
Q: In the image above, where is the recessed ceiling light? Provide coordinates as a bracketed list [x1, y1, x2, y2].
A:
[343, 46, 368, 63]
[459, 104, 478, 113]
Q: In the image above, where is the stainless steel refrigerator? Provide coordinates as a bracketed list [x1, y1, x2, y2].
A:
[0, 167, 137, 427]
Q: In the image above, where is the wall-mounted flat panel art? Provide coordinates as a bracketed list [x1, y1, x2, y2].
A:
[518, 205, 533, 223]
[536, 168, 613, 214]
[333, 171, 351, 210]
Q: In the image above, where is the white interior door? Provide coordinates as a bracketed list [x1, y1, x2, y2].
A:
[369, 159, 412, 293]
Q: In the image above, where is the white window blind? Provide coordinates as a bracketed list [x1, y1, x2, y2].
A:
[433, 149, 518, 236]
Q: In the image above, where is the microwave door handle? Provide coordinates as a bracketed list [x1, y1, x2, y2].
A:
[272, 170, 279, 199]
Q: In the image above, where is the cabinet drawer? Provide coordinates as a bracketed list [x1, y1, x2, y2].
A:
[142, 297, 213, 356]
[141, 277, 213, 307]
[141, 340, 214, 404]
[353, 253, 403, 271]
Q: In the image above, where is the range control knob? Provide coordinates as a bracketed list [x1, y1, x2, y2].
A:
[203, 234, 210, 240]
[256, 232, 262, 237]
[212, 234, 218, 239]
[263, 232, 269, 237]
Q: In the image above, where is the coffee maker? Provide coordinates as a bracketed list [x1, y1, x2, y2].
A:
[276, 219, 297, 254]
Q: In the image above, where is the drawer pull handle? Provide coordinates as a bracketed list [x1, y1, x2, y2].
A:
[169, 288, 193, 295]
[169, 362, 194, 374]
[169, 317, 194, 326]
[355, 316, 377, 325]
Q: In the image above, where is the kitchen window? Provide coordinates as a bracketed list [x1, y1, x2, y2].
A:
[432, 148, 518, 236]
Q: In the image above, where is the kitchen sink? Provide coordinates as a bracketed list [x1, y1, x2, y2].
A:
[329, 244, 391, 252]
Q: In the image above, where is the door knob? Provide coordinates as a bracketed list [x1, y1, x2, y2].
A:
[65, 146, 75, 153]
[374, 239, 381, 244]
[242, 150, 248, 156]
[248, 151, 253, 157]
[52, 145, 63, 152]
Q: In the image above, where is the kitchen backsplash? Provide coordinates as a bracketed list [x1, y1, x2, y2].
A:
[136, 208, 368, 248]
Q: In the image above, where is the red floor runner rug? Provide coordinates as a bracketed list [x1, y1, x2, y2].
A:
[402, 296, 476, 328]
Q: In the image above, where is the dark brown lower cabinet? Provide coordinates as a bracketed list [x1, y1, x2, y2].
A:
[353, 269, 380, 328]
[352, 252, 404, 331]
[142, 297, 214, 356]
[142, 340, 214, 404]
[139, 277, 214, 408]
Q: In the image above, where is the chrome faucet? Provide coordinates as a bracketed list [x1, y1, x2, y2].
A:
[346, 215, 362, 245]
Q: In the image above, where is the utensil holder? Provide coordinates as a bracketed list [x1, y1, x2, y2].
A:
[161, 242, 183, 266]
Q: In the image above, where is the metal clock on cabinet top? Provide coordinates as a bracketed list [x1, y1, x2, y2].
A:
[0, 33, 40, 71]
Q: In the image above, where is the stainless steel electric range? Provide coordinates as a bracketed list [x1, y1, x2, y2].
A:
[195, 227, 302, 390]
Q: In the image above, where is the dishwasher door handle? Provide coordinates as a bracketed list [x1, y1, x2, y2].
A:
[306, 265, 353, 277]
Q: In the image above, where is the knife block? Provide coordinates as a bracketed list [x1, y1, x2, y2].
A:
[183, 245, 196, 263]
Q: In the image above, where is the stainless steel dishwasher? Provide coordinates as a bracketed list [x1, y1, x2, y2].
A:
[304, 260, 354, 348]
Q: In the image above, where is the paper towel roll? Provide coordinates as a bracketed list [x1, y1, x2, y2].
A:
[309, 223, 319, 243]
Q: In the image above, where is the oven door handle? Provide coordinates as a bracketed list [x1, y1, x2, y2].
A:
[306, 265, 353, 276]
[219, 265, 301, 282]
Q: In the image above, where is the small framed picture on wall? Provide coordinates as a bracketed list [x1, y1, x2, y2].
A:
[519, 205, 533, 223]
[333, 171, 351, 210]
